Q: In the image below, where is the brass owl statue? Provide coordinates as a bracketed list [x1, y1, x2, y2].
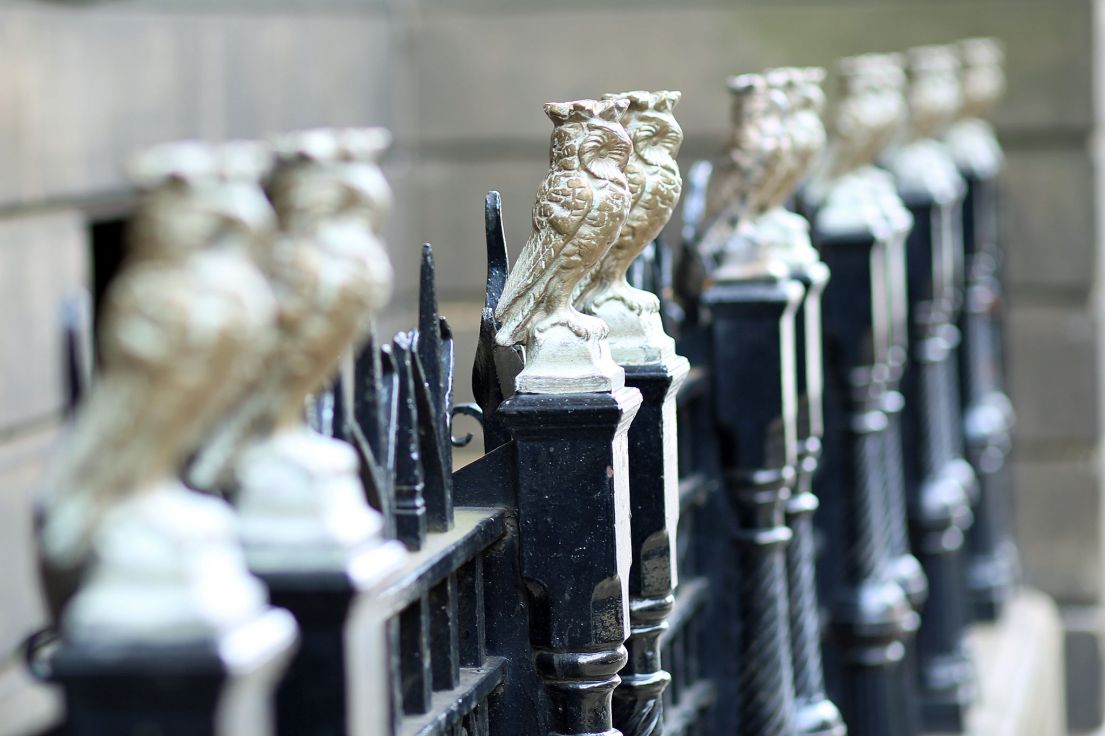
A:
[947, 38, 1005, 178]
[812, 54, 914, 248]
[574, 90, 684, 366]
[495, 97, 633, 394]
[696, 74, 790, 265]
[39, 140, 278, 642]
[754, 67, 827, 270]
[775, 67, 827, 206]
[905, 45, 963, 142]
[189, 128, 393, 492]
[884, 45, 967, 207]
[197, 128, 399, 572]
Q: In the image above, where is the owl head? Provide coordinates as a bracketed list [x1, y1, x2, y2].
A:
[126, 139, 275, 261]
[544, 97, 632, 182]
[906, 45, 963, 140]
[727, 73, 772, 136]
[601, 90, 684, 171]
[729, 73, 791, 155]
[958, 37, 1004, 118]
[731, 72, 792, 210]
[267, 128, 342, 232]
[268, 127, 392, 235]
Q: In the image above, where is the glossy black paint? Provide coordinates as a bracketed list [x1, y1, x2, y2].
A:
[613, 360, 687, 736]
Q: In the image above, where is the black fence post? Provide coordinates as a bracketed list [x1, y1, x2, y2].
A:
[947, 37, 1019, 623]
[887, 46, 977, 732]
[46, 612, 297, 736]
[224, 128, 414, 736]
[485, 92, 648, 736]
[566, 89, 691, 736]
[498, 386, 642, 736]
[33, 139, 302, 736]
[705, 270, 802, 736]
[614, 361, 686, 734]
[875, 167, 928, 736]
[614, 349, 689, 736]
[880, 182, 930, 614]
[812, 199, 915, 736]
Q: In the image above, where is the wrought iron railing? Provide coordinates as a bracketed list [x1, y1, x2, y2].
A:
[21, 38, 1020, 736]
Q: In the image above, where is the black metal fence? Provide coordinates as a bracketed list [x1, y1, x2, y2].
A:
[23, 52, 1019, 736]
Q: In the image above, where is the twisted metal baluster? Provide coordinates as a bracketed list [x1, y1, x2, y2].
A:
[788, 269, 844, 736]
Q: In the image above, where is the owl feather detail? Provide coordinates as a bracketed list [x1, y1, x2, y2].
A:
[41, 141, 278, 570]
[493, 98, 633, 393]
[575, 90, 683, 316]
[696, 74, 790, 258]
[188, 128, 393, 491]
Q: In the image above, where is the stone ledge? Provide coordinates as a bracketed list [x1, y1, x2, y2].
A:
[931, 588, 1066, 735]
[1063, 605, 1105, 733]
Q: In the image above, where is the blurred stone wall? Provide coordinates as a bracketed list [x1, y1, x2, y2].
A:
[0, 0, 1097, 732]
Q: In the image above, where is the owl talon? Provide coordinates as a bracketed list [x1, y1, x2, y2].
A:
[567, 319, 594, 341]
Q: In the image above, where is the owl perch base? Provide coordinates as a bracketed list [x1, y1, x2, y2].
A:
[756, 207, 820, 266]
[60, 480, 271, 645]
[588, 288, 679, 368]
[235, 426, 399, 574]
[514, 321, 625, 395]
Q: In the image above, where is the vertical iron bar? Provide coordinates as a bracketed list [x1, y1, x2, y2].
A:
[391, 334, 428, 550]
[787, 262, 846, 736]
[416, 245, 455, 533]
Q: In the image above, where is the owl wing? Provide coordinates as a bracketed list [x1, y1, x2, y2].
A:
[40, 267, 197, 567]
[642, 167, 682, 242]
[615, 159, 649, 246]
[574, 160, 647, 304]
[187, 237, 310, 490]
[699, 130, 770, 255]
[625, 160, 649, 218]
[495, 172, 593, 346]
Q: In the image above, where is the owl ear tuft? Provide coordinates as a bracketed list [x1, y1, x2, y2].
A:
[727, 73, 766, 96]
[600, 96, 630, 123]
[335, 127, 392, 163]
[544, 102, 572, 125]
[127, 141, 217, 190]
[655, 90, 682, 112]
[270, 128, 340, 165]
[959, 37, 1003, 67]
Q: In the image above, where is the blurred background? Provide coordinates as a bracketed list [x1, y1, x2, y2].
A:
[0, 0, 1096, 733]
